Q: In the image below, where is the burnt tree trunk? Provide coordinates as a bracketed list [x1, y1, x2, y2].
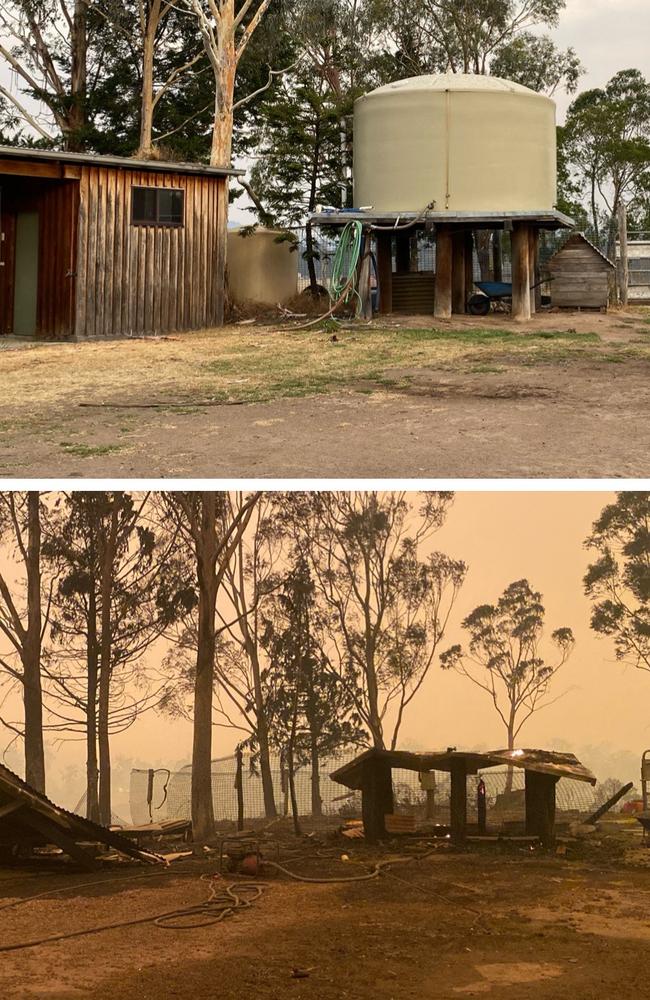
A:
[86, 587, 100, 823]
[98, 498, 120, 827]
[191, 495, 218, 843]
[23, 493, 45, 793]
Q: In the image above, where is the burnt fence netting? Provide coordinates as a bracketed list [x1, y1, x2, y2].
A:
[129, 751, 596, 828]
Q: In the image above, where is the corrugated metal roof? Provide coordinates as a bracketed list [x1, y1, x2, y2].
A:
[0, 145, 243, 178]
[330, 747, 596, 790]
[0, 762, 163, 865]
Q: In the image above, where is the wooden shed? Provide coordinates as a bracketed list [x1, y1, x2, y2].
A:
[0, 147, 240, 339]
[331, 747, 596, 846]
[548, 232, 615, 310]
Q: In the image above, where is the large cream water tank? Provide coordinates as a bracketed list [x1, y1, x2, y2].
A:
[353, 73, 557, 214]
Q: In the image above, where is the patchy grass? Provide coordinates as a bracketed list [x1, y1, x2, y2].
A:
[59, 441, 124, 458]
[0, 318, 649, 428]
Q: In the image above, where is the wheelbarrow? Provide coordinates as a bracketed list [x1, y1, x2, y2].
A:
[467, 278, 551, 316]
[467, 281, 514, 316]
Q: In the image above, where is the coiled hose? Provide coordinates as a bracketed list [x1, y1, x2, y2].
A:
[330, 220, 364, 309]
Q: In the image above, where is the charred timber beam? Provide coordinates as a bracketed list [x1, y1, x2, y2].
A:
[361, 757, 394, 844]
[586, 782, 633, 825]
[525, 770, 558, 846]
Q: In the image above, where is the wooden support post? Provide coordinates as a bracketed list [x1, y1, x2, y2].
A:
[361, 757, 394, 844]
[464, 230, 475, 299]
[511, 223, 531, 322]
[434, 226, 453, 320]
[395, 232, 410, 274]
[524, 771, 558, 846]
[452, 230, 466, 314]
[235, 748, 244, 832]
[376, 231, 393, 314]
[528, 228, 540, 314]
[449, 760, 467, 845]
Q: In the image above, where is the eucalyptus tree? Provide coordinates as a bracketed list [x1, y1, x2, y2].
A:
[561, 70, 650, 255]
[157, 491, 261, 842]
[261, 554, 365, 820]
[440, 578, 575, 786]
[292, 492, 467, 751]
[0, 492, 47, 791]
[44, 491, 175, 824]
[584, 493, 650, 674]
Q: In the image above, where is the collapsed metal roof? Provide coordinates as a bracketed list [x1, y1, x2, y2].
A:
[330, 747, 596, 790]
[0, 762, 163, 870]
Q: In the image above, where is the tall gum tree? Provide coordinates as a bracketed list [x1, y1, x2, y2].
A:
[0, 492, 46, 792]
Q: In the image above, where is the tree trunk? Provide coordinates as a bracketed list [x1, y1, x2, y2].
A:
[287, 742, 301, 836]
[138, 4, 160, 158]
[310, 736, 322, 818]
[22, 492, 45, 793]
[67, 0, 87, 151]
[98, 498, 119, 827]
[86, 589, 100, 823]
[618, 201, 629, 307]
[191, 495, 218, 843]
[248, 635, 276, 818]
[305, 222, 319, 297]
[505, 719, 515, 794]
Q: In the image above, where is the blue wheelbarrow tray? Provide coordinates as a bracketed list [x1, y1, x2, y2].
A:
[474, 281, 513, 299]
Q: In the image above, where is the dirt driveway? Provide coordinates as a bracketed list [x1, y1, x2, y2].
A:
[1, 309, 649, 478]
[2, 846, 650, 1000]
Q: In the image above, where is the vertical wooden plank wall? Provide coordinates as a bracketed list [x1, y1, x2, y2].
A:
[36, 181, 79, 339]
[74, 167, 225, 337]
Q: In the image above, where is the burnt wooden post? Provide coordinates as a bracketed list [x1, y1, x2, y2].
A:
[235, 748, 244, 831]
[361, 756, 394, 844]
[451, 230, 467, 314]
[449, 759, 468, 845]
[524, 770, 558, 846]
[395, 232, 411, 274]
[511, 223, 532, 322]
[434, 226, 453, 319]
[376, 231, 393, 314]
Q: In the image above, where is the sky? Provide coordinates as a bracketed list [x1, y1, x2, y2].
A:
[3, 490, 649, 811]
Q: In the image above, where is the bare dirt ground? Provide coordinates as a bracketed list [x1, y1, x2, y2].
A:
[1, 308, 649, 478]
[2, 838, 650, 1000]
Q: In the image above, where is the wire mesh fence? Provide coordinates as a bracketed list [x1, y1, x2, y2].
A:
[293, 226, 572, 296]
[129, 751, 597, 828]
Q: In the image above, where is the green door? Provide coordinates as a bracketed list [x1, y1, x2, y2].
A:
[14, 211, 39, 336]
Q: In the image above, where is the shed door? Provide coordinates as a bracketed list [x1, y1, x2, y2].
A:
[14, 211, 39, 336]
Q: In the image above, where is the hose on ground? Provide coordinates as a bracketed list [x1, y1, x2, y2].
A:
[0, 874, 266, 952]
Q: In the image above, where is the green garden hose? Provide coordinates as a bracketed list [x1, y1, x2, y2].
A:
[330, 220, 364, 308]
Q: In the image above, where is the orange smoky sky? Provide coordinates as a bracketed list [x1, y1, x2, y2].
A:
[2, 491, 648, 806]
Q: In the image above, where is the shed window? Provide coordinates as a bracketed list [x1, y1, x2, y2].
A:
[132, 186, 184, 226]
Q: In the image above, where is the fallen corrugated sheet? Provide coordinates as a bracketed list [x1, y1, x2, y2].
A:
[0, 763, 164, 870]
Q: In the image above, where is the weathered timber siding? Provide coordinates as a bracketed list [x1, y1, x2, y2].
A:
[548, 233, 614, 309]
[0, 209, 16, 335]
[36, 180, 79, 338]
[75, 166, 226, 337]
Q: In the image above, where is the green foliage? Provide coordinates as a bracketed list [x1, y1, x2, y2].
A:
[584, 492, 650, 673]
[562, 69, 650, 249]
[441, 579, 575, 744]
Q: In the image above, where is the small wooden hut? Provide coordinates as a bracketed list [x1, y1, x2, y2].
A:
[0, 146, 240, 339]
[548, 232, 615, 310]
[331, 747, 596, 846]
